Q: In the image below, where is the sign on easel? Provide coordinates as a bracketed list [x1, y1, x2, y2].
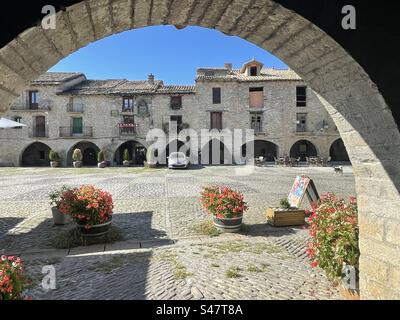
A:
[288, 175, 320, 208]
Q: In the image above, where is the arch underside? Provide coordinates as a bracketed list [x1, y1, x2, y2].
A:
[0, 0, 398, 299]
[115, 140, 147, 165]
[67, 141, 100, 166]
[21, 142, 51, 167]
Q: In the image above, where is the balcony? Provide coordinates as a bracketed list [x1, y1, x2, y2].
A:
[29, 128, 49, 138]
[59, 126, 93, 138]
[11, 100, 52, 112]
[118, 123, 137, 136]
[67, 102, 84, 113]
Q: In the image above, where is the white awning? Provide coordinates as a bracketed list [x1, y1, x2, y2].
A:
[0, 117, 27, 129]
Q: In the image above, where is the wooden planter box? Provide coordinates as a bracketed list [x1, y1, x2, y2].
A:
[266, 208, 306, 227]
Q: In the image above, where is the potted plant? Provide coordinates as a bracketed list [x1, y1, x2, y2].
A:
[49, 185, 73, 225]
[265, 198, 306, 227]
[72, 149, 83, 168]
[307, 193, 359, 300]
[201, 186, 248, 233]
[0, 255, 30, 300]
[122, 148, 130, 167]
[144, 146, 157, 168]
[49, 150, 61, 168]
[58, 185, 114, 237]
[97, 150, 107, 168]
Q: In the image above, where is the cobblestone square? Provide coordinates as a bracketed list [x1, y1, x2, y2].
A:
[0, 165, 356, 300]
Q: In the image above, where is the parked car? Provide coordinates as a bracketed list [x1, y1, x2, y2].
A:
[168, 152, 190, 169]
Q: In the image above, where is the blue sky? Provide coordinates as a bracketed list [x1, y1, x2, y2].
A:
[50, 26, 288, 85]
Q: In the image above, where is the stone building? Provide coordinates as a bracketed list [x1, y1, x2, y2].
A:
[0, 59, 348, 167]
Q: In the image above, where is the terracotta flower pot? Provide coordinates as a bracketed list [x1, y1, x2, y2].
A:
[50, 161, 59, 168]
[73, 161, 82, 168]
[123, 160, 130, 167]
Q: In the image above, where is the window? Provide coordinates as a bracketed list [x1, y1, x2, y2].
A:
[212, 88, 221, 104]
[34, 116, 46, 137]
[296, 113, 307, 132]
[123, 115, 135, 124]
[39, 151, 45, 160]
[72, 117, 83, 135]
[250, 66, 258, 76]
[122, 97, 134, 112]
[249, 87, 264, 108]
[170, 96, 182, 110]
[296, 86, 307, 107]
[251, 114, 262, 133]
[29, 91, 38, 109]
[210, 112, 222, 130]
[137, 100, 149, 116]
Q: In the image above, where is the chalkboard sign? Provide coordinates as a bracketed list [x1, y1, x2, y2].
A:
[288, 175, 320, 208]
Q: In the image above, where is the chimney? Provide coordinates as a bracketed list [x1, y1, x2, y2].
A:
[224, 63, 232, 70]
[148, 74, 155, 85]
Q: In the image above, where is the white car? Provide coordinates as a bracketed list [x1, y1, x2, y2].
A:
[168, 152, 190, 169]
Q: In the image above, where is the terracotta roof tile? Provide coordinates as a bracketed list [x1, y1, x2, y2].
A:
[157, 85, 196, 94]
[196, 67, 302, 82]
[33, 72, 85, 85]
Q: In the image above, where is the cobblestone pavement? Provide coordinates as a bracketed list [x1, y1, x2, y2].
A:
[0, 165, 356, 300]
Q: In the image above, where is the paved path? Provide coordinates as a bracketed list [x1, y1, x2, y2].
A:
[0, 165, 356, 300]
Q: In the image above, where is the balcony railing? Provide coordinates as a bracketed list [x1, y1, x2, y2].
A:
[59, 126, 93, 138]
[251, 123, 263, 134]
[29, 128, 49, 138]
[118, 123, 137, 136]
[67, 103, 84, 113]
[296, 125, 307, 132]
[11, 100, 52, 111]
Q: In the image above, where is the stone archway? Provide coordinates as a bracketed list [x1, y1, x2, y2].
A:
[67, 141, 100, 166]
[330, 138, 350, 162]
[0, 0, 398, 299]
[20, 142, 51, 167]
[290, 140, 318, 161]
[115, 140, 147, 166]
[241, 140, 278, 161]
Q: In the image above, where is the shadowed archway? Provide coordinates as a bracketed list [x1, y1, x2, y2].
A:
[330, 138, 350, 162]
[20, 142, 51, 167]
[67, 141, 100, 166]
[241, 140, 279, 161]
[290, 140, 318, 161]
[115, 140, 147, 166]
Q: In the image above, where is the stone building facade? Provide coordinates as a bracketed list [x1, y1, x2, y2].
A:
[0, 59, 347, 167]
